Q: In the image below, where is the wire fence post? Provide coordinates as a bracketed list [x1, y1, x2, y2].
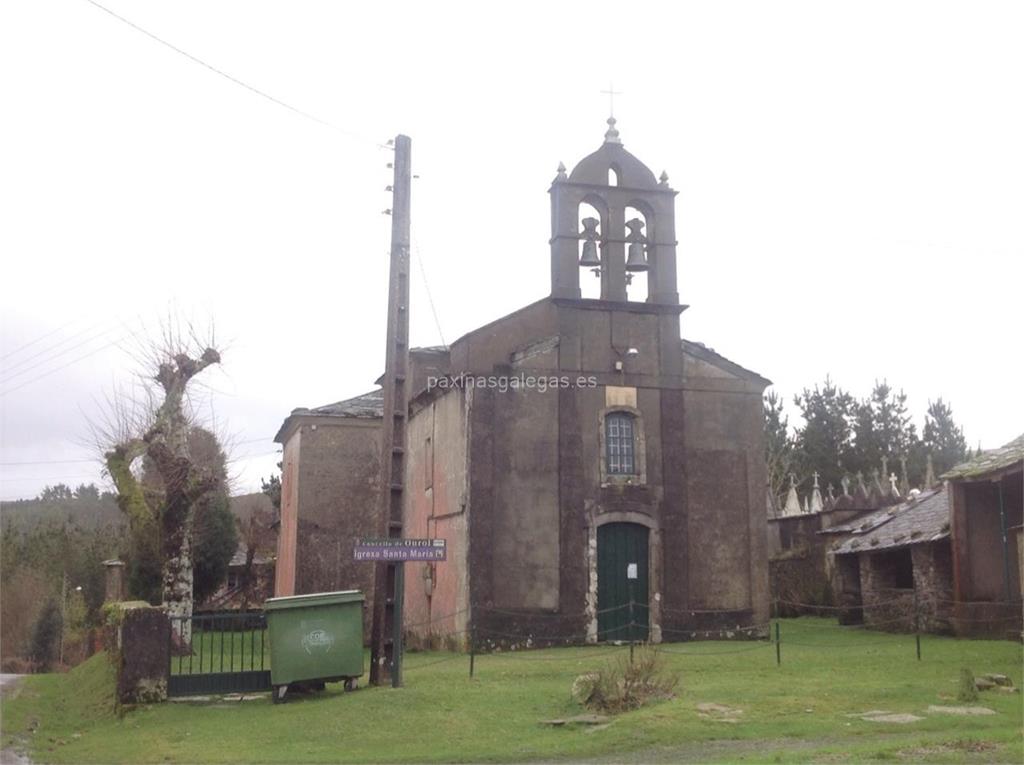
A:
[469, 622, 476, 678]
[628, 595, 635, 664]
[775, 620, 781, 666]
[914, 590, 921, 661]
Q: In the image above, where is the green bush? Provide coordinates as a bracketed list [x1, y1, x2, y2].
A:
[29, 600, 63, 671]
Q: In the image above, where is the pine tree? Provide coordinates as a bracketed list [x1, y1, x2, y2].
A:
[792, 378, 856, 492]
[764, 391, 795, 512]
[849, 381, 920, 481]
[29, 600, 62, 672]
[922, 398, 969, 476]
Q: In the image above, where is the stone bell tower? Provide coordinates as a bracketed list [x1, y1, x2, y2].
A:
[549, 118, 679, 305]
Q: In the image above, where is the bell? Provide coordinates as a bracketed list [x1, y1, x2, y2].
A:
[625, 241, 649, 272]
[579, 240, 601, 267]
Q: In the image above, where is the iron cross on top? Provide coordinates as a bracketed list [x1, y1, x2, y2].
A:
[601, 84, 623, 117]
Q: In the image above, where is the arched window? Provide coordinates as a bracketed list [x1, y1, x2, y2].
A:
[605, 412, 637, 475]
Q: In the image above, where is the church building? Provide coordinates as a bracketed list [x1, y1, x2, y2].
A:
[274, 119, 772, 645]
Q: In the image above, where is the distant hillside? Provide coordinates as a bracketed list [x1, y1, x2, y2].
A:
[2, 491, 274, 531]
[0, 494, 122, 530]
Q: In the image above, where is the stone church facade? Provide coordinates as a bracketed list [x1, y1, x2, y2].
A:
[275, 120, 771, 645]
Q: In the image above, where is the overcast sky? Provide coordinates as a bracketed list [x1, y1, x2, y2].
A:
[2, 1, 1021, 501]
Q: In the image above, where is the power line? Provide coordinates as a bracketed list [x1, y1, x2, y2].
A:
[0, 458, 96, 467]
[1, 320, 79, 362]
[412, 237, 447, 348]
[1, 323, 122, 385]
[1, 321, 114, 378]
[82, 0, 387, 147]
[0, 473, 101, 483]
[0, 335, 131, 397]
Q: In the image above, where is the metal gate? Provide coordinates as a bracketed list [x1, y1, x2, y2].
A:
[168, 611, 272, 696]
[597, 523, 650, 641]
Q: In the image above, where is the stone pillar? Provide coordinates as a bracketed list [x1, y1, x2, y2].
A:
[105, 604, 170, 705]
[103, 559, 125, 603]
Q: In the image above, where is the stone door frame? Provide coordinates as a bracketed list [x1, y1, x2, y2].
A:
[585, 510, 662, 643]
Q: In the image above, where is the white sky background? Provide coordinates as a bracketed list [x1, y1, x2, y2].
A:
[1, 0, 1021, 501]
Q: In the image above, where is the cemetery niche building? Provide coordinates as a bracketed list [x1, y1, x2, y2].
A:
[274, 119, 771, 645]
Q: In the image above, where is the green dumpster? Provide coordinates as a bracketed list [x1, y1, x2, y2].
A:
[264, 590, 364, 703]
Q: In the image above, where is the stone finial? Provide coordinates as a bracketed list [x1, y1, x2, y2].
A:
[556, 161, 567, 181]
[827, 483, 836, 501]
[841, 475, 851, 496]
[855, 471, 870, 501]
[658, 170, 670, 187]
[812, 471, 820, 488]
[604, 116, 622, 145]
[923, 452, 936, 489]
[899, 455, 910, 496]
[783, 475, 801, 516]
[809, 474, 824, 514]
[889, 472, 900, 497]
[103, 558, 125, 603]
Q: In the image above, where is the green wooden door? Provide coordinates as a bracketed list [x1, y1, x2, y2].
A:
[597, 523, 649, 641]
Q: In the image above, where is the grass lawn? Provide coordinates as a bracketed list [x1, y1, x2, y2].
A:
[2, 618, 1021, 764]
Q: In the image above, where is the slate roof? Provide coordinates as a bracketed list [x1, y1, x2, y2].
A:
[942, 433, 1024, 480]
[681, 339, 771, 385]
[832, 486, 950, 555]
[307, 389, 384, 419]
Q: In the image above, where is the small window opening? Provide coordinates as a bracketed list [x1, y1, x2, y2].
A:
[608, 166, 619, 186]
[873, 548, 914, 589]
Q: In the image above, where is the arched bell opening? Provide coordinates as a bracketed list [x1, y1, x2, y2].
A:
[623, 205, 649, 302]
[578, 199, 605, 299]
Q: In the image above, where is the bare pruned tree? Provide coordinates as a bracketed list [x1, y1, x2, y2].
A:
[92, 321, 222, 644]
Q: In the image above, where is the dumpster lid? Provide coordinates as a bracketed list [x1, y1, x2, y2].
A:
[264, 590, 365, 611]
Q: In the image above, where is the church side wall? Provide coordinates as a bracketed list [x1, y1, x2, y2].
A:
[403, 390, 470, 649]
[678, 384, 769, 627]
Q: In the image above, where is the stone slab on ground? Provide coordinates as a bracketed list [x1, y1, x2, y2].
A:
[541, 714, 611, 726]
[860, 712, 925, 724]
[696, 702, 743, 723]
[927, 705, 997, 716]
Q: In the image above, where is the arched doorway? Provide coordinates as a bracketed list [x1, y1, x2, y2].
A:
[597, 522, 649, 641]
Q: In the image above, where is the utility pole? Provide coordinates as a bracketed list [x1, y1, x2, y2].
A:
[59, 571, 67, 666]
[369, 135, 411, 687]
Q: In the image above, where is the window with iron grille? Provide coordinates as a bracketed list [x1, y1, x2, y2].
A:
[605, 412, 637, 475]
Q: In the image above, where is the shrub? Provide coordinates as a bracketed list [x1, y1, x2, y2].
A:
[0, 567, 49, 663]
[29, 600, 63, 672]
[579, 645, 679, 713]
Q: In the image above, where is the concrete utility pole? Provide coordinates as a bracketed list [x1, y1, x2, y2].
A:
[369, 135, 411, 687]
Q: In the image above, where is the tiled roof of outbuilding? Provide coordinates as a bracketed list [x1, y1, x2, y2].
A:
[832, 486, 949, 555]
[942, 433, 1024, 480]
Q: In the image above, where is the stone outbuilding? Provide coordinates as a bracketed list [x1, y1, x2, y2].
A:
[828, 486, 952, 632]
[274, 120, 772, 646]
[943, 433, 1023, 637]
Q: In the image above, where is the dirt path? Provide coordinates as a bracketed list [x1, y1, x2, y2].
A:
[1, 674, 32, 765]
[547, 733, 1012, 764]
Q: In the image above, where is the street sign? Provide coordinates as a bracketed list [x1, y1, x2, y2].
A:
[627, 562, 638, 580]
[354, 538, 447, 562]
